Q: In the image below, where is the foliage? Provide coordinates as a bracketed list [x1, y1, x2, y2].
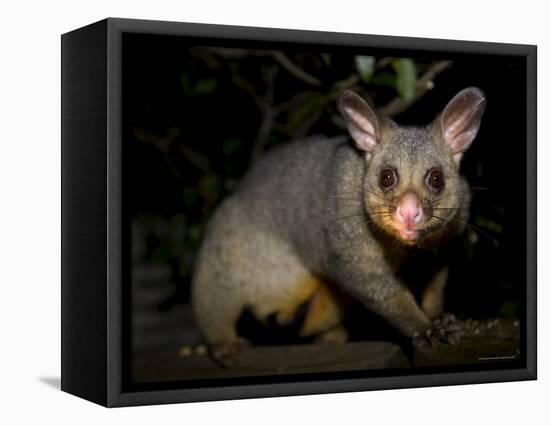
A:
[127, 47, 510, 317]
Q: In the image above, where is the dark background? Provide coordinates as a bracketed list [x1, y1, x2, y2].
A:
[122, 33, 526, 376]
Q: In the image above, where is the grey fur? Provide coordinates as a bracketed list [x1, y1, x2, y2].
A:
[192, 87, 486, 351]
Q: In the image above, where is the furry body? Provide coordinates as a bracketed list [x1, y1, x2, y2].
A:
[192, 88, 485, 355]
[192, 136, 468, 348]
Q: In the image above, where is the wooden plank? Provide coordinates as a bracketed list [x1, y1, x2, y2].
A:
[133, 318, 520, 384]
[414, 318, 520, 367]
[134, 341, 409, 383]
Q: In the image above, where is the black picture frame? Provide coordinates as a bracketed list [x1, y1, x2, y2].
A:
[61, 17, 537, 407]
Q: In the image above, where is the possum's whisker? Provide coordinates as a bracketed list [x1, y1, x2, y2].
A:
[347, 182, 367, 192]
[366, 200, 392, 209]
[470, 186, 493, 192]
[432, 207, 461, 212]
[345, 182, 387, 202]
[418, 217, 448, 236]
[330, 213, 367, 222]
[368, 208, 393, 214]
[434, 185, 490, 203]
[451, 220, 500, 247]
[332, 195, 363, 200]
[324, 207, 363, 217]
[431, 213, 500, 247]
[430, 213, 453, 225]
[330, 215, 381, 228]
[331, 196, 363, 202]
[368, 215, 393, 221]
[432, 188, 471, 203]
[432, 194, 460, 204]
[363, 187, 388, 201]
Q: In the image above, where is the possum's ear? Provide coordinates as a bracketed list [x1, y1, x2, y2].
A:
[337, 90, 380, 152]
[440, 87, 486, 157]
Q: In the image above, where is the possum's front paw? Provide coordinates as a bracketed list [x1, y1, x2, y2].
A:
[413, 313, 465, 348]
[210, 338, 250, 368]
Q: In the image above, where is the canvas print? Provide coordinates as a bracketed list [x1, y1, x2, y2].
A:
[123, 33, 525, 387]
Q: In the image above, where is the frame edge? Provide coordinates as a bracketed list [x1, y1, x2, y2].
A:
[61, 19, 109, 407]
[101, 17, 538, 407]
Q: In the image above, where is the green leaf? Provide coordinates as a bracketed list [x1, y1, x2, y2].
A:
[180, 74, 218, 95]
[188, 224, 202, 243]
[499, 300, 519, 318]
[372, 72, 396, 88]
[355, 56, 376, 83]
[475, 216, 503, 234]
[461, 231, 476, 260]
[392, 58, 417, 101]
[198, 173, 220, 200]
[192, 78, 218, 95]
[321, 53, 332, 66]
[183, 186, 197, 208]
[222, 138, 242, 156]
[287, 94, 325, 132]
[476, 162, 484, 178]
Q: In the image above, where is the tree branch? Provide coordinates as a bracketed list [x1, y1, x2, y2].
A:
[380, 60, 453, 117]
[271, 52, 322, 86]
[205, 47, 322, 87]
[133, 127, 210, 175]
[250, 66, 278, 163]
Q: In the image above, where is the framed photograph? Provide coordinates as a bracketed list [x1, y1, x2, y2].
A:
[61, 18, 536, 407]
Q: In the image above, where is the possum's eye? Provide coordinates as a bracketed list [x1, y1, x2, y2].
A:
[426, 168, 445, 193]
[379, 167, 398, 190]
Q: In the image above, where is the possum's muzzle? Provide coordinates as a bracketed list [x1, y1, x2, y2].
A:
[392, 191, 423, 242]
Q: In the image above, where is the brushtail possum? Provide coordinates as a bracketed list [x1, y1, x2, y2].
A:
[192, 87, 486, 360]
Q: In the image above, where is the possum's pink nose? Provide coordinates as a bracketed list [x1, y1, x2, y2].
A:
[396, 192, 423, 228]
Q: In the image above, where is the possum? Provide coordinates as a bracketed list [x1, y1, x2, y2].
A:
[191, 87, 487, 362]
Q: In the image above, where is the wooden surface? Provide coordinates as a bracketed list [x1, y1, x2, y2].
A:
[134, 341, 408, 382]
[131, 261, 520, 384]
[133, 318, 520, 383]
[413, 318, 520, 367]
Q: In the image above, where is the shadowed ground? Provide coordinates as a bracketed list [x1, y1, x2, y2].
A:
[133, 267, 519, 384]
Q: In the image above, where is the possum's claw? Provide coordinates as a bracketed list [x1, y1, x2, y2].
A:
[413, 313, 466, 348]
[210, 338, 250, 368]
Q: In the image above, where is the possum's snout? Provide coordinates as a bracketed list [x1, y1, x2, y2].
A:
[393, 192, 423, 242]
